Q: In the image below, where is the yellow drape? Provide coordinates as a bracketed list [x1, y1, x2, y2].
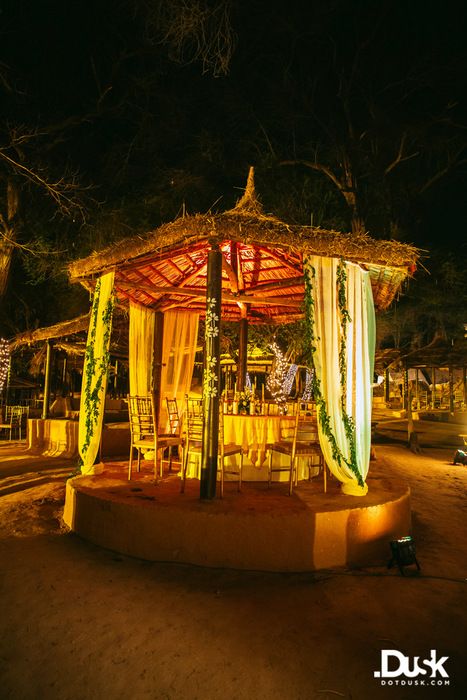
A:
[129, 301, 155, 396]
[160, 311, 199, 431]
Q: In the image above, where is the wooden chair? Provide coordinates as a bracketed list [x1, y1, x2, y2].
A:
[164, 397, 184, 471]
[165, 397, 181, 437]
[267, 401, 325, 495]
[180, 397, 244, 497]
[0, 405, 27, 441]
[180, 396, 203, 492]
[127, 395, 182, 480]
[218, 408, 243, 498]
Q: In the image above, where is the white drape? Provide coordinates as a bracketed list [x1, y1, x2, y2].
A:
[78, 271, 114, 474]
[160, 311, 199, 431]
[129, 301, 155, 396]
[304, 256, 375, 496]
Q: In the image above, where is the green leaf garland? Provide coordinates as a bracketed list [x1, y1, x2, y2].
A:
[303, 257, 364, 487]
[80, 279, 114, 462]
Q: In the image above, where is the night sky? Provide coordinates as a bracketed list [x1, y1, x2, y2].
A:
[2, 0, 467, 332]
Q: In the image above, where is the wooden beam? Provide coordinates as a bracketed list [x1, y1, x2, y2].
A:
[116, 280, 302, 307]
[221, 254, 239, 294]
[247, 275, 304, 293]
[254, 245, 302, 274]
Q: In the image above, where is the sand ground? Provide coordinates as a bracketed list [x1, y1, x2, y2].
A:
[0, 419, 466, 700]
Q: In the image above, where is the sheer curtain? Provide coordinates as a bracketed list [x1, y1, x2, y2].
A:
[160, 311, 199, 431]
[303, 255, 375, 496]
[129, 301, 155, 396]
[78, 271, 115, 474]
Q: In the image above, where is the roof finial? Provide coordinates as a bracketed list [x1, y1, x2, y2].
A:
[232, 166, 264, 215]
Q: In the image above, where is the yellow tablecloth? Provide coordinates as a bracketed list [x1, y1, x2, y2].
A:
[223, 413, 294, 468]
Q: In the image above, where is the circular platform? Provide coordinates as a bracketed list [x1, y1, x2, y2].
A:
[63, 466, 411, 572]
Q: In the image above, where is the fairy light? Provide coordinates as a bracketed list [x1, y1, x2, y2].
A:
[267, 341, 295, 406]
[283, 363, 298, 397]
[302, 368, 313, 401]
[0, 338, 10, 394]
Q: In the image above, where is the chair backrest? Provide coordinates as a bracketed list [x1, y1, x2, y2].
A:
[6, 406, 24, 428]
[277, 414, 296, 444]
[265, 401, 280, 415]
[185, 396, 203, 442]
[296, 402, 319, 441]
[166, 397, 180, 435]
[218, 406, 228, 456]
[127, 395, 154, 441]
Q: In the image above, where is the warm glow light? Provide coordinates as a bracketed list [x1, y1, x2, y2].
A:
[266, 341, 296, 408]
[0, 338, 10, 394]
[302, 368, 313, 400]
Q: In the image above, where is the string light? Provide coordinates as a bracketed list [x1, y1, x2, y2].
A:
[302, 368, 314, 401]
[283, 363, 298, 397]
[0, 338, 10, 394]
[266, 341, 296, 407]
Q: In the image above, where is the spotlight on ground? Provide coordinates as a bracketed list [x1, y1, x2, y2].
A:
[388, 536, 421, 576]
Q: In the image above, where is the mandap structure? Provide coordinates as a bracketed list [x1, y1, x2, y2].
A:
[68, 168, 419, 499]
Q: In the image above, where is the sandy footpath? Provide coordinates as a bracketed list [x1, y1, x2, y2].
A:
[0, 430, 466, 700]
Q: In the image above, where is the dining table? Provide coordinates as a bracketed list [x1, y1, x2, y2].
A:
[223, 412, 321, 482]
[223, 412, 293, 468]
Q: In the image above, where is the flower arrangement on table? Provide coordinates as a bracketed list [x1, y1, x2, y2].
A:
[237, 389, 252, 413]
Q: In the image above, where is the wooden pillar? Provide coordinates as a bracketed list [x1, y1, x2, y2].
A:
[42, 340, 53, 419]
[403, 368, 409, 412]
[449, 367, 454, 414]
[152, 312, 164, 425]
[238, 316, 248, 391]
[384, 368, 390, 405]
[62, 355, 68, 390]
[463, 367, 467, 408]
[431, 367, 436, 409]
[200, 245, 222, 500]
[113, 359, 119, 396]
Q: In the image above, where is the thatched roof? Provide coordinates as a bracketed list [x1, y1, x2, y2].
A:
[9, 314, 90, 351]
[376, 339, 467, 371]
[10, 311, 129, 359]
[68, 168, 420, 321]
[400, 339, 467, 369]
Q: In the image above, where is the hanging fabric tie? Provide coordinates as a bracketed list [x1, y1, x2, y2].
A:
[303, 255, 375, 496]
[78, 271, 115, 474]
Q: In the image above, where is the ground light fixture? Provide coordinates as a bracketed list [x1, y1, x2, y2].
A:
[388, 536, 421, 575]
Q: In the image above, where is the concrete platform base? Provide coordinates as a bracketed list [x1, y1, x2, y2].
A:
[27, 419, 130, 459]
[63, 465, 411, 572]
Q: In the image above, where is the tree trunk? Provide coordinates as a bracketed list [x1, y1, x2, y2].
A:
[0, 180, 19, 298]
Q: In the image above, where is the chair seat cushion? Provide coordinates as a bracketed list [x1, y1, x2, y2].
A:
[187, 440, 203, 450]
[223, 443, 242, 456]
[162, 435, 184, 446]
[295, 441, 321, 455]
[269, 441, 293, 455]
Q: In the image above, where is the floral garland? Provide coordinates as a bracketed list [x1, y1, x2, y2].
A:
[80, 279, 114, 461]
[203, 297, 219, 399]
[303, 257, 363, 487]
